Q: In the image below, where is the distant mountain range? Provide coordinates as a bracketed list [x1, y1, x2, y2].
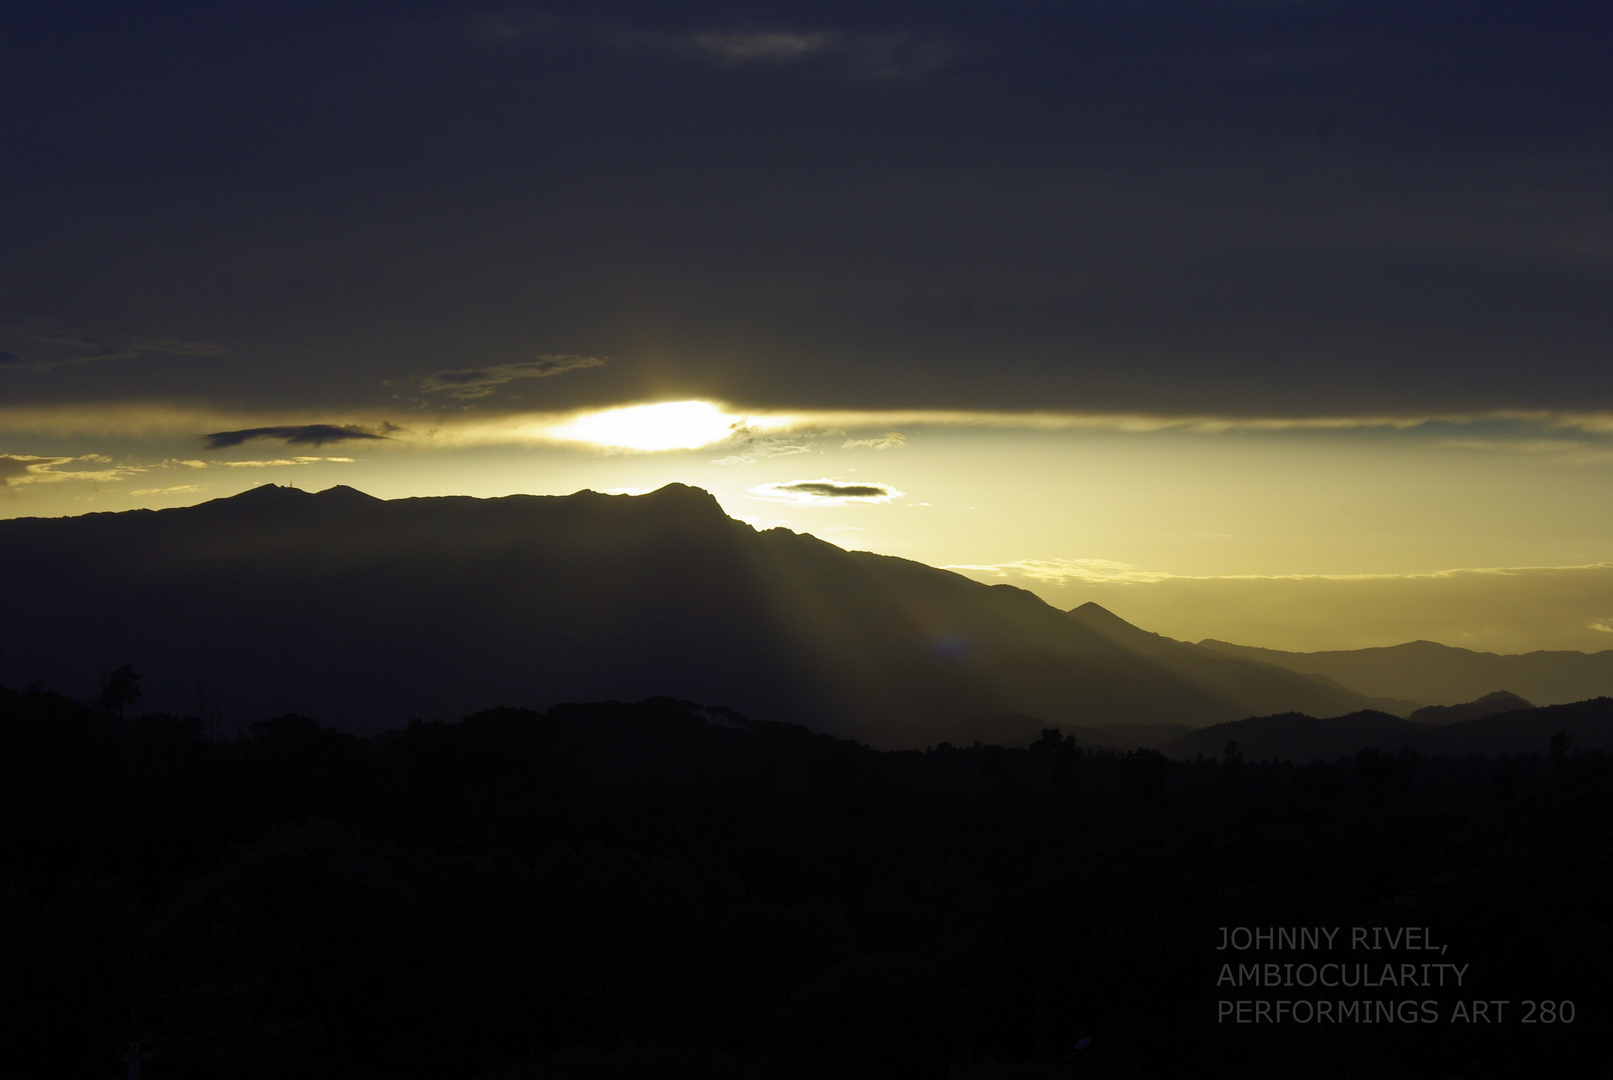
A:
[0, 483, 1392, 748]
[1157, 697, 1613, 761]
[1198, 638, 1613, 707]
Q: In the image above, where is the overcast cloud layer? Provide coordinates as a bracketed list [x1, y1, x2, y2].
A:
[3, 1, 1610, 424]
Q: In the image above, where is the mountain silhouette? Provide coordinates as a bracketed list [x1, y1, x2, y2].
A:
[1, 483, 1392, 747]
[1199, 638, 1613, 706]
[1409, 689, 1533, 725]
[1067, 601, 1419, 717]
[1158, 696, 1613, 761]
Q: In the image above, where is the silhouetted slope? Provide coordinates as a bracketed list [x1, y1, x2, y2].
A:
[1068, 602, 1419, 717]
[1410, 690, 1533, 725]
[1199, 637, 1613, 706]
[0, 484, 1390, 746]
[1159, 697, 1613, 760]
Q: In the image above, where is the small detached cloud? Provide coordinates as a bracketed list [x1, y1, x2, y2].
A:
[842, 432, 906, 451]
[417, 355, 606, 399]
[204, 424, 389, 450]
[749, 478, 905, 505]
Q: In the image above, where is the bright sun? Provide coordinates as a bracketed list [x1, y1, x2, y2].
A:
[545, 401, 744, 451]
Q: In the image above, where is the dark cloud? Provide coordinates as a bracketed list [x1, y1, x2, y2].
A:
[2, 4, 1610, 417]
[417, 355, 606, 399]
[784, 482, 890, 499]
[751, 479, 903, 503]
[0, 352, 24, 366]
[204, 425, 389, 450]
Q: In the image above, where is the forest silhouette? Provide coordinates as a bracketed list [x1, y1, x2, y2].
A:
[2, 682, 1608, 1078]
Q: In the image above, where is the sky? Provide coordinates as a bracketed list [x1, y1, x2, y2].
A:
[3, 1, 1612, 653]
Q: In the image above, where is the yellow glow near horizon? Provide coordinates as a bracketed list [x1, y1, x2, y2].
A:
[8, 404, 1613, 653]
[544, 401, 745, 451]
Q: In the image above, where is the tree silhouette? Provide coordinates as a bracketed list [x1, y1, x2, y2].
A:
[97, 665, 141, 717]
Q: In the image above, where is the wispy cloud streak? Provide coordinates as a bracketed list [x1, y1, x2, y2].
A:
[416, 355, 606, 399]
[204, 425, 390, 450]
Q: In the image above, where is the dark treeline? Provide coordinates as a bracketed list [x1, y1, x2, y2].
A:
[2, 684, 1608, 1079]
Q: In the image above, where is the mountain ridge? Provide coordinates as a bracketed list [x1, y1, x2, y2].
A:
[1157, 696, 1613, 761]
[0, 483, 1391, 747]
[1198, 637, 1613, 706]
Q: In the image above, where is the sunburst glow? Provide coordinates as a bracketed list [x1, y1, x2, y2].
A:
[545, 401, 743, 451]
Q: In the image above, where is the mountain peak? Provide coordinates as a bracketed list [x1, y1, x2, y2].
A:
[640, 483, 721, 506]
[1068, 602, 1145, 634]
[624, 484, 731, 528]
[313, 484, 381, 504]
[223, 483, 312, 502]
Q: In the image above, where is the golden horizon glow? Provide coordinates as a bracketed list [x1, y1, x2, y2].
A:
[7, 395, 1613, 654]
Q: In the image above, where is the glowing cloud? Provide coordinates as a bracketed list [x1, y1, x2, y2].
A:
[0, 455, 58, 485]
[222, 457, 356, 468]
[0, 453, 143, 486]
[947, 558, 1176, 585]
[842, 432, 906, 450]
[545, 401, 744, 451]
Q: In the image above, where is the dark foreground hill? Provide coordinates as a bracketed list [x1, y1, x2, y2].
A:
[0, 484, 1386, 747]
[3, 685, 1608, 1079]
[1159, 696, 1613, 761]
[1200, 637, 1613, 707]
